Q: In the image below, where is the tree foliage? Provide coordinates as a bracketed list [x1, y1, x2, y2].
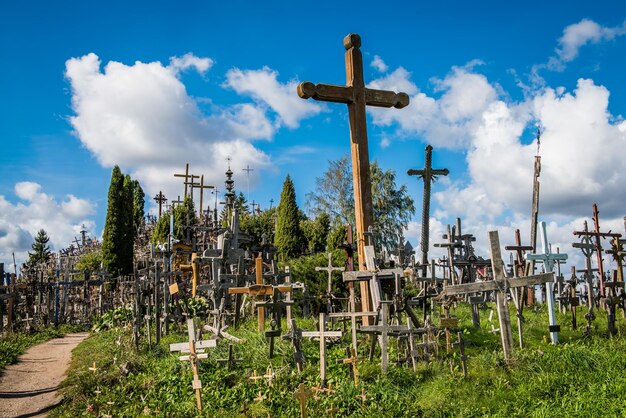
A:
[27, 229, 52, 267]
[132, 180, 145, 232]
[75, 249, 103, 272]
[274, 175, 305, 260]
[301, 212, 331, 254]
[306, 155, 415, 253]
[151, 196, 198, 245]
[240, 207, 276, 250]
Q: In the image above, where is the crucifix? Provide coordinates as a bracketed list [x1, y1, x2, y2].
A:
[169, 319, 217, 411]
[153, 191, 167, 218]
[302, 313, 342, 387]
[298, 33, 410, 319]
[526, 221, 568, 345]
[408, 145, 449, 278]
[444, 230, 554, 360]
[316, 252, 345, 313]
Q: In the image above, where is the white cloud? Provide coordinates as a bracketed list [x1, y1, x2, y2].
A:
[224, 66, 323, 128]
[555, 19, 626, 64]
[0, 184, 96, 271]
[371, 55, 388, 73]
[369, 64, 498, 148]
[65, 53, 276, 210]
[168, 53, 213, 74]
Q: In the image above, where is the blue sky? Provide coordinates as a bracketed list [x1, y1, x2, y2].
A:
[1, 0, 625, 270]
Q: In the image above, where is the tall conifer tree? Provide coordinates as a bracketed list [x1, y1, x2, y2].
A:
[102, 166, 125, 276]
[27, 229, 52, 267]
[274, 175, 304, 260]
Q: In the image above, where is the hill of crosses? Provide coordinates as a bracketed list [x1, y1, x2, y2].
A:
[1, 34, 625, 417]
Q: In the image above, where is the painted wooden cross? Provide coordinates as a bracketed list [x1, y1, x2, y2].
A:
[444, 230, 553, 360]
[407, 145, 449, 277]
[316, 252, 345, 313]
[169, 318, 217, 411]
[336, 346, 365, 385]
[526, 221, 567, 344]
[297, 34, 410, 326]
[302, 313, 342, 387]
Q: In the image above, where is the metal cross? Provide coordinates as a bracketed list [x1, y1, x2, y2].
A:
[297, 33, 409, 272]
[407, 145, 449, 276]
[525, 221, 568, 344]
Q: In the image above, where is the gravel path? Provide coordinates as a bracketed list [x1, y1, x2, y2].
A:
[0, 333, 89, 418]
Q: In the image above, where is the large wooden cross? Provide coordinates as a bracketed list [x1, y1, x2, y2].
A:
[444, 230, 553, 361]
[297, 33, 409, 275]
[407, 145, 449, 276]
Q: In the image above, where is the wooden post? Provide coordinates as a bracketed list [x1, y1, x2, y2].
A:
[256, 255, 264, 331]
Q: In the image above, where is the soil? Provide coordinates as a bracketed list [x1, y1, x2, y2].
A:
[0, 333, 89, 418]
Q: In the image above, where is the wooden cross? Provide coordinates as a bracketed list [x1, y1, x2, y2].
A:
[216, 344, 243, 370]
[444, 230, 554, 360]
[293, 383, 312, 418]
[174, 163, 193, 198]
[573, 203, 621, 298]
[526, 221, 567, 344]
[153, 191, 167, 218]
[302, 313, 342, 387]
[359, 303, 411, 372]
[256, 286, 294, 358]
[336, 346, 364, 385]
[572, 221, 598, 309]
[191, 175, 214, 220]
[297, 34, 410, 330]
[169, 318, 217, 411]
[327, 403, 340, 418]
[407, 145, 449, 276]
[316, 252, 344, 314]
[228, 283, 292, 332]
[282, 319, 305, 373]
[505, 228, 535, 308]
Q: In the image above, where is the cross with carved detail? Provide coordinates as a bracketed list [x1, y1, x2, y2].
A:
[153, 191, 167, 217]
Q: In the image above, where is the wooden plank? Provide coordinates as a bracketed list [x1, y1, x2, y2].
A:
[442, 273, 553, 296]
[489, 231, 514, 362]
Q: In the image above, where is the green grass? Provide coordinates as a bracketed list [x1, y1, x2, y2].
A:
[51, 303, 626, 417]
[0, 324, 88, 371]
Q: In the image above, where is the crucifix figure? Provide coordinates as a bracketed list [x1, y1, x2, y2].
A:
[298, 34, 409, 325]
[407, 145, 449, 277]
[526, 221, 568, 345]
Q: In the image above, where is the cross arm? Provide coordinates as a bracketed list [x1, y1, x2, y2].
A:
[298, 82, 409, 109]
[442, 273, 553, 296]
[407, 168, 450, 177]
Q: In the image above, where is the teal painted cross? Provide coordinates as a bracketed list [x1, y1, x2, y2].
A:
[525, 221, 568, 344]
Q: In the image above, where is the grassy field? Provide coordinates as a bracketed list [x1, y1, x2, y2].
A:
[52, 303, 626, 417]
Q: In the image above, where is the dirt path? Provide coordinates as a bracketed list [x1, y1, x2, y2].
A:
[0, 333, 89, 418]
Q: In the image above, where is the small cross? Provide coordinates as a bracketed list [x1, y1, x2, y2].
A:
[302, 313, 342, 387]
[293, 383, 312, 418]
[326, 403, 340, 418]
[254, 390, 267, 403]
[315, 252, 345, 296]
[88, 361, 98, 373]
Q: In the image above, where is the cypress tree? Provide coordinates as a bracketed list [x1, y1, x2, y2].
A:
[133, 180, 145, 232]
[102, 166, 125, 276]
[121, 174, 135, 274]
[274, 175, 304, 260]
